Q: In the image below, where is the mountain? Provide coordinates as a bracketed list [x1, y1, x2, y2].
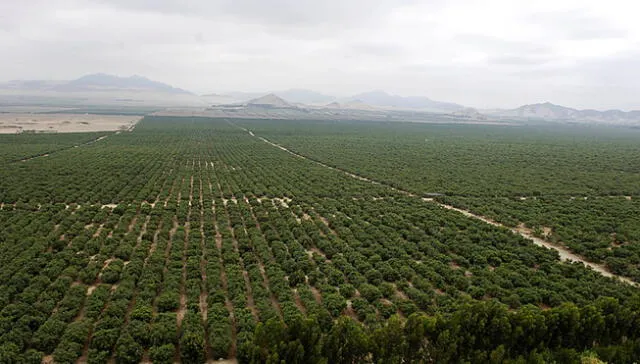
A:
[0, 73, 192, 95]
[246, 94, 296, 108]
[489, 102, 640, 125]
[341, 99, 376, 110]
[224, 89, 334, 104]
[320, 100, 376, 110]
[55, 73, 192, 94]
[276, 89, 334, 104]
[351, 90, 464, 112]
[215, 89, 466, 111]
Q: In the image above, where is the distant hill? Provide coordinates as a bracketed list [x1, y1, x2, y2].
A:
[341, 99, 376, 110]
[246, 94, 297, 108]
[351, 90, 464, 112]
[224, 89, 334, 104]
[276, 89, 334, 104]
[0, 73, 192, 95]
[489, 102, 640, 124]
[55, 73, 192, 94]
[321, 100, 376, 110]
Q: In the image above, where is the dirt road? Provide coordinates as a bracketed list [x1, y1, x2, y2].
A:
[235, 124, 637, 287]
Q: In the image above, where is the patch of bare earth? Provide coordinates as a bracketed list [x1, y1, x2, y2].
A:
[309, 247, 326, 258]
[87, 285, 98, 296]
[177, 294, 187, 324]
[292, 289, 307, 314]
[126, 215, 138, 234]
[310, 287, 323, 304]
[344, 300, 358, 320]
[393, 285, 409, 300]
[97, 258, 115, 281]
[241, 270, 259, 320]
[0, 113, 141, 134]
[92, 224, 104, 238]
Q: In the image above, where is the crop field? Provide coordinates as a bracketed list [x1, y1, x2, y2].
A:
[2, 116, 640, 363]
[245, 119, 640, 282]
[0, 132, 112, 164]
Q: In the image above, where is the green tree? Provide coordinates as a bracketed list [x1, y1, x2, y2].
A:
[323, 317, 369, 364]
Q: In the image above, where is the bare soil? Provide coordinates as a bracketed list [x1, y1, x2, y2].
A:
[310, 287, 323, 304]
[292, 289, 307, 314]
[344, 300, 359, 320]
[0, 113, 141, 134]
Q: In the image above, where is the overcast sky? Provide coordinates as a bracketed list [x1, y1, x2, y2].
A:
[1, 0, 639, 109]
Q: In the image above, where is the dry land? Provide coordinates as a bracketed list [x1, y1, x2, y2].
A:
[0, 113, 141, 134]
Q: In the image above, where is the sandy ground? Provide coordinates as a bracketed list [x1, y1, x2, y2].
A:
[0, 113, 141, 134]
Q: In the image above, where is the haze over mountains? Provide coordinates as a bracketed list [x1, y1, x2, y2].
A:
[487, 102, 640, 125]
[2, 73, 640, 125]
[1, 73, 191, 94]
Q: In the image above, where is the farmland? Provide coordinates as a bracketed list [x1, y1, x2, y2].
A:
[1, 116, 640, 363]
[245, 119, 640, 283]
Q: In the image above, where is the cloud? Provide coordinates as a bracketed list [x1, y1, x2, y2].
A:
[488, 55, 553, 66]
[526, 9, 628, 41]
[1, 0, 640, 109]
[453, 34, 553, 54]
[95, 0, 422, 36]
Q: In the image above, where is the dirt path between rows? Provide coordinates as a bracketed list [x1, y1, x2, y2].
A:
[14, 133, 114, 163]
[436, 203, 636, 285]
[235, 124, 638, 288]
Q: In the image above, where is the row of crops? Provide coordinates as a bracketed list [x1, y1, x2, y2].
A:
[1, 116, 639, 363]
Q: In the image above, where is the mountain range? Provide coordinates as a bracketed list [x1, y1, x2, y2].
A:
[246, 94, 295, 108]
[487, 102, 640, 125]
[2, 73, 640, 125]
[218, 89, 464, 113]
[0, 73, 191, 94]
[350, 91, 464, 112]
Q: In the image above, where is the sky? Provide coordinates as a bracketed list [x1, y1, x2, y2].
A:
[1, 0, 639, 110]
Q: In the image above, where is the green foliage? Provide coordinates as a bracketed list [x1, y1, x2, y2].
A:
[114, 332, 143, 364]
[149, 344, 175, 364]
[2, 116, 640, 362]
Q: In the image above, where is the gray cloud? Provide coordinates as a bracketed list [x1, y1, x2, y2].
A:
[454, 34, 551, 52]
[346, 42, 408, 58]
[96, 0, 422, 35]
[0, 0, 639, 109]
[526, 10, 627, 41]
[488, 55, 553, 66]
